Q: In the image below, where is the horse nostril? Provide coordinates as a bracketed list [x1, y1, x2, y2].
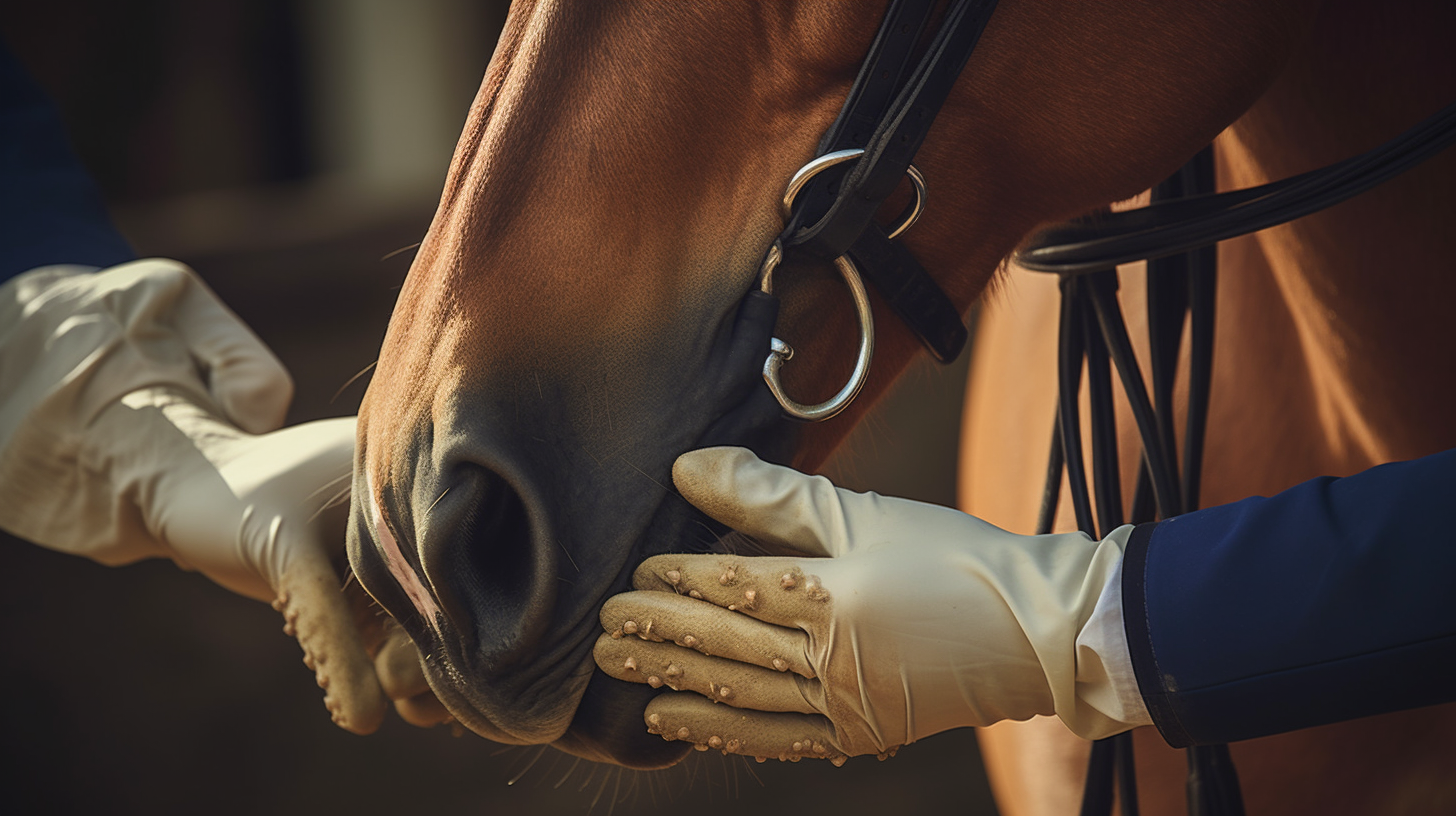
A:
[424, 462, 553, 672]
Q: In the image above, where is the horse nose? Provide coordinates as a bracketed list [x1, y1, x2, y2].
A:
[423, 461, 556, 675]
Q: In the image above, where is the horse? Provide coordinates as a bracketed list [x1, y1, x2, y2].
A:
[346, 0, 1456, 812]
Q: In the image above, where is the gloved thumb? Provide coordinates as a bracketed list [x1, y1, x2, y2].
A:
[274, 546, 388, 735]
[672, 447, 849, 558]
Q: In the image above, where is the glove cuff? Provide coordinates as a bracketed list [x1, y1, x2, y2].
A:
[1069, 526, 1154, 738]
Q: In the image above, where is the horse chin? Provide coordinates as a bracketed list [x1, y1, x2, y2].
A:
[425, 648, 694, 769]
[533, 499, 767, 768]
[552, 671, 695, 769]
[415, 641, 691, 769]
[539, 498, 778, 768]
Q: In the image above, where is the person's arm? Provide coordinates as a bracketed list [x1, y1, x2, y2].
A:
[0, 256, 455, 734]
[0, 41, 135, 281]
[595, 446, 1456, 761]
[595, 446, 1151, 763]
[1124, 447, 1456, 747]
[0, 42, 446, 732]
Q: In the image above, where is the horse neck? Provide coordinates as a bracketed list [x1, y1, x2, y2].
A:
[1216, 0, 1456, 464]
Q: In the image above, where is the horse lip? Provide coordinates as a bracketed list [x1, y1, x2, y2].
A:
[419, 635, 589, 745]
[384, 485, 714, 759]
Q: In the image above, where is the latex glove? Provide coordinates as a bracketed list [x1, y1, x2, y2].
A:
[595, 447, 1149, 764]
[0, 261, 444, 733]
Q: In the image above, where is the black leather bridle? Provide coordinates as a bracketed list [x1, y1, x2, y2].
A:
[760, 1, 1456, 815]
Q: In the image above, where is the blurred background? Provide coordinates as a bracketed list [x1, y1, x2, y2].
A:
[0, 2, 992, 814]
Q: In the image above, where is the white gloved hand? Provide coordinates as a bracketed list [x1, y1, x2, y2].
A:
[0, 260, 445, 733]
[595, 446, 1150, 764]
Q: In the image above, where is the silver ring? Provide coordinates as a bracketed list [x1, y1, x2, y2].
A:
[780, 148, 927, 240]
[756, 148, 922, 421]
[757, 242, 874, 422]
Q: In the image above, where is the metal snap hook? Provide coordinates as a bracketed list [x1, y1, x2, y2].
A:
[758, 241, 874, 422]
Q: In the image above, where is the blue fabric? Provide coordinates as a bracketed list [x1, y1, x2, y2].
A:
[1123, 448, 1456, 747]
[0, 42, 134, 283]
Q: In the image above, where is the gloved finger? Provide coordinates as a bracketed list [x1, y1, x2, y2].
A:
[673, 447, 846, 556]
[347, 574, 393, 657]
[169, 264, 293, 434]
[631, 554, 833, 631]
[374, 625, 451, 727]
[274, 547, 388, 735]
[645, 693, 848, 765]
[396, 690, 453, 728]
[354, 592, 450, 729]
[594, 632, 818, 714]
[600, 589, 814, 678]
[373, 624, 429, 697]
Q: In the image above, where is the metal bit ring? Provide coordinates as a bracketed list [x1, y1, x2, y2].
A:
[781, 148, 927, 240]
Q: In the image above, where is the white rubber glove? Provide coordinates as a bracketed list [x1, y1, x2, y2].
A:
[0, 260, 444, 733]
[595, 447, 1151, 764]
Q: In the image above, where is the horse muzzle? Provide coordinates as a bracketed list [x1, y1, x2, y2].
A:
[347, 437, 703, 767]
[346, 288, 793, 767]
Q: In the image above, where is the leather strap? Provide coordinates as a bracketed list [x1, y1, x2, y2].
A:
[774, 0, 1000, 364]
[787, 0, 936, 238]
[847, 223, 968, 362]
[790, 0, 999, 260]
[1018, 99, 1456, 274]
[818, 1, 938, 161]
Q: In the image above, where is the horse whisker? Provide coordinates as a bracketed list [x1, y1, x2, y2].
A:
[589, 767, 611, 813]
[379, 241, 422, 261]
[605, 767, 623, 816]
[425, 487, 452, 515]
[330, 361, 379, 404]
[506, 745, 547, 786]
[321, 486, 353, 510]
[305, 482, 355, 525]
[538, 749, 566, 789]
[615, 454, 675, 496]
[554, 756, 582, 790]
[577, 762, 599, 793]
[739, 754, 765, 787]
[558, 540, 581, 573]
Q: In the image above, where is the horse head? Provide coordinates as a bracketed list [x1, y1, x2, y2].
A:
[347, 0, 1306, 768]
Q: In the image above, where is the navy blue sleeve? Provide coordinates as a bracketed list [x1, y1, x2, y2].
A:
[0, 41, 134, 283]
[1122, 447, 1456, 747]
